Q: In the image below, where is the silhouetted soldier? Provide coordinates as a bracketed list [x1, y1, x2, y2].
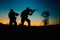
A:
[20, 7, 36, 26]
[8, 9, 19, 25]
[42, 11, 50, 26]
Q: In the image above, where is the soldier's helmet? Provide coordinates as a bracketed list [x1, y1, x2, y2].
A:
[26, 7, 30, 10]
[10, 9, 13, 12]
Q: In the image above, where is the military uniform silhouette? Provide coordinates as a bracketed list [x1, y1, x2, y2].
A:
[8, 9, 19, 25]
[21, 7, 35, 26]
[42, 11, 50, 26]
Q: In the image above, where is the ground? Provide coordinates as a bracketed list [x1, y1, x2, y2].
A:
[0, 23, 60, 32]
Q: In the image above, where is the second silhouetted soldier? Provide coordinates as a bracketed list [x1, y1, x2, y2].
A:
[21, 7, 36, 26]
[8, 9, 19, 25]
[42, 11, 50, 26]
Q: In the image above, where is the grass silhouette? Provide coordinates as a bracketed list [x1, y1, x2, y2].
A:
[0, 23, 60, 32]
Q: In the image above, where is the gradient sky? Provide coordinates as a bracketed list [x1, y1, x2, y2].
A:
[0, 0, 60, 26]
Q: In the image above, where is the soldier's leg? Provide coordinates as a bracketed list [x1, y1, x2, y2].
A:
[44, 19, 48, 26]
[26, 19, 31, 26]
[9, 19, 12, 25]
[26, 19, 31, 32]
[14, 20, 17, 25]
[21, 18, 25, 26]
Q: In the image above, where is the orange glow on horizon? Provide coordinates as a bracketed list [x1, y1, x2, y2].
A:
[0, 20, 59, 26]
[0, 18, 58, 26]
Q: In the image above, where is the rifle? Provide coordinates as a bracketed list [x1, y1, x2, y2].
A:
[30, 9, 38, 15]
[15, 13, 19, 16]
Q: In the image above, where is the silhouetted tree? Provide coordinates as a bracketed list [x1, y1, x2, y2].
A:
[42, 11, 50, 26]
[8, 9, 19, 25]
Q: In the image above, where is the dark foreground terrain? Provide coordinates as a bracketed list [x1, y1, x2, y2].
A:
[0, 23, 60, 32]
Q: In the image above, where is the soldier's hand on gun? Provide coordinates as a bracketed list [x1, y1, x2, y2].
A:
[15, 13, 19, 16]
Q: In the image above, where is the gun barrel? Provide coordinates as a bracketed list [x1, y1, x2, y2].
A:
[34, 9, 38, 11]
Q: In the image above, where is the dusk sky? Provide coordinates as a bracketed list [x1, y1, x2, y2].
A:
[0, 0, 60, 26]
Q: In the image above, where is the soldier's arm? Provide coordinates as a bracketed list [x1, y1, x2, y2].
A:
[29, 9, 35, 15]
[15, 13, 19, 16]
